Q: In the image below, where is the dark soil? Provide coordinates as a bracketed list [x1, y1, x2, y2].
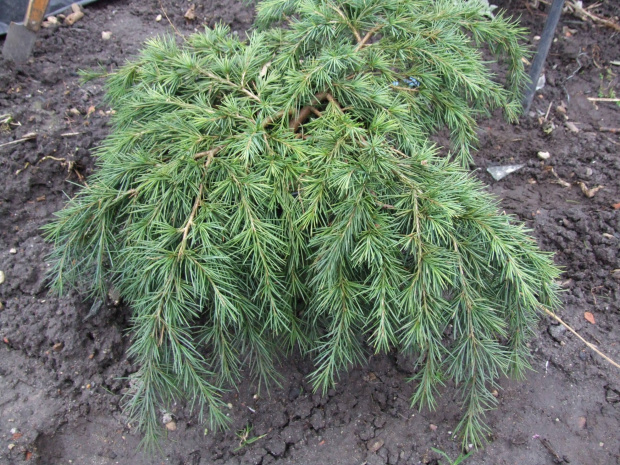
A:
[0, 1, 619, 464]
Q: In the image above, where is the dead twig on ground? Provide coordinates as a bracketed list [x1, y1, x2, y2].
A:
[565, 0, 620, 32]
[0, 133, 37, 149]
[587, 97, 620, 103]
[542, 306, 620, 370]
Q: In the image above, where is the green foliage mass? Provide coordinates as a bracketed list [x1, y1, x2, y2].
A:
[44, 0, 560, 449]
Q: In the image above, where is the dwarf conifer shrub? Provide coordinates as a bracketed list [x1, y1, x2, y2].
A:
[44, 0, 561, 448]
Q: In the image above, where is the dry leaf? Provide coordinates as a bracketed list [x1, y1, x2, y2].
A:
[12, 432, 23, 440]
[86, 106, 96, 118]
[25, 451, 33, 460]
[613, 202, 620, 210]
[578, 182, 604, 198]
[184, 4, 196, 20]
[584, 312, 595, 324]
[259, 61, 272, 78]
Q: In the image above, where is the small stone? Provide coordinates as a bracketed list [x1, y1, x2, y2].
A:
[310, 410, 325, 430]
[47, 16, 59, 25]
[0, 270, 4, 284]
[165, 421, 177, 431]
[491, 389, 499, 397]
[537, 151, 551, 160]
[9, 248, 16, 254]
[265, 438, 286, 457]
[101, 31, 112, 40]
[288, 386, 301, 401]
[367, 438, 384, 452]
[585, 167, 593, 177]
[487, 164, 524, 181]
[162, 412, 173, 424]
[8, 444, 15, 450]
[226, 403, 233, 409]
[577, 416, 587, 429]
[52, 342, 64, 352]
[548, 324, 566, 342]
[599, 442, 604, 447]
[429, 424, 438, 431]
[533, 35, 541, 41]
[155, 14, 162, 22]
[565, 122, 579, 133]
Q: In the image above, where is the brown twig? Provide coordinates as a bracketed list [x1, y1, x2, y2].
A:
[330, 5, 362, 43]
[588, 97, 620, 103]
[566, 0, 620, 32]
[0, 133, 37, 149]
[194, 145, 223, 161]
[542, 306, 620, 370]
[158, 0, 183, 38]
[290, 92, 329, 132]
[325, 93, 342, 111]
[355, 25, 383, 51]
[178, 184, 203, 257]
[599, 127, 620, 134]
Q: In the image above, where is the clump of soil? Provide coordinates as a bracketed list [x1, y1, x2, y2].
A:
[0, 1, 618, 464]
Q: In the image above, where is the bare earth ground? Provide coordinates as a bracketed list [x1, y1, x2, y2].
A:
[0, 1, 618, 464]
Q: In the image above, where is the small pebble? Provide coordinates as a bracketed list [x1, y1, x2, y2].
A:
[162, 412, 173, 424]
[165, 421, 177, 431]
[537, 151, 550, 160]
[8, 444, 15, 450]
[367, 438, 384, 452]
[565, 122, 579, 133]
[101, 31, 112, 40]
[226, 403, 233, 409]
[9, 248, 16, 254]
[156, 14, 162, 22]
[429, 424, 438, 431]
[0, 270, 4, 284]
[585, 167, 593, 177]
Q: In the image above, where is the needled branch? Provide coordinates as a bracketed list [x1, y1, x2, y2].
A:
[330, 5, 362, 43]
[178, 184, 203, 258]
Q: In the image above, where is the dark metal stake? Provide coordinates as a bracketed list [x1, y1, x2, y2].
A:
[522, 0, 566, 114]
